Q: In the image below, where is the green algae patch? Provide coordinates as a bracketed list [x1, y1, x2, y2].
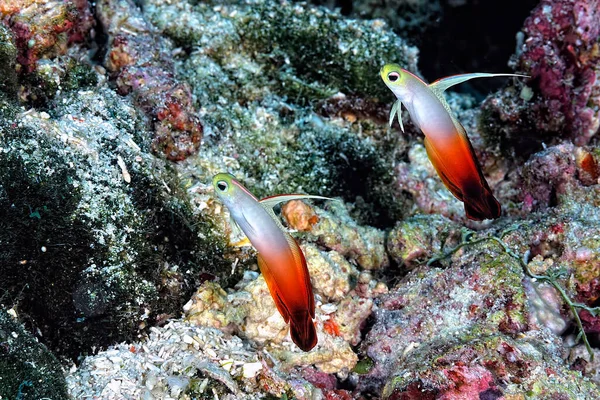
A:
[230, 113, 403, 226]
[238, 2, 415, 103]
[387, 215, 462, 271]
[353, 356, 375, 375]
[0, 310, 68, 400]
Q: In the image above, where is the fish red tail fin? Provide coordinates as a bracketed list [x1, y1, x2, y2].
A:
[289, 311, 317, 352]
[464, 188, 501, 221]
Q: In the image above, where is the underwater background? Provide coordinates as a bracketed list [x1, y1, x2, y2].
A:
[0, 0, 599, 398]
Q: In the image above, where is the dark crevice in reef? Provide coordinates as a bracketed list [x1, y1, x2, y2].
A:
[417, 0, 539, 95]
[314, 0, 539, 97]
[90, 6, 109, 64]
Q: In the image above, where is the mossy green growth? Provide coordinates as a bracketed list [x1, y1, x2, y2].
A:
[183, 56, 407, 226]
[146, 0, 417, 226]
[0, 24, 17, 97]
[238, 2, 414, 103]
[387, 214, 462, 268]
[352, 356, 375, 374]
[146, 0, 417, 106]
[20, 57, 98, 108]
[229, 109, 404, 226]
[0, 310, 68, 400]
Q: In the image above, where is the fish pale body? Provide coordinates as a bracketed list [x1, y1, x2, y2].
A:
[380, 65, 528, 220]
[212, 173, 332, 351]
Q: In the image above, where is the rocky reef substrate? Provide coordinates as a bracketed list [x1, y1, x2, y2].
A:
[0, 0, 599, 398]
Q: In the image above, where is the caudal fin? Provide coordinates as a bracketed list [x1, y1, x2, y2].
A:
[289, 311, 317, 352]
[464, 189, 501, 221]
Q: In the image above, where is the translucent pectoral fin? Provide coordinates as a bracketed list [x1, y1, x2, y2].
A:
[429, 73, 529, 96]
[228, 215, 250, 247]
[389, 100, 404, 132]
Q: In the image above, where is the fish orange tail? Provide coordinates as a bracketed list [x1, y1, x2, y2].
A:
[464, 187, 501, 221]
[289, 311, 317, 352]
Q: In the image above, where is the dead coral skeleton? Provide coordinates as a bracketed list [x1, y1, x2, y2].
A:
[427, 225, 600, 360]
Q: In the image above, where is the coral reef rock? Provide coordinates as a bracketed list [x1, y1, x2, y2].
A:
[359, 196, 600, 398]
[0, 309, 68, 400]
[0, 0, 93, 73]
[97, 0, 203, 161]
[481, 0, 600, 156]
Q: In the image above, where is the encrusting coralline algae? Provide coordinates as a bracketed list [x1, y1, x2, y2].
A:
[0, 0, 599, 398]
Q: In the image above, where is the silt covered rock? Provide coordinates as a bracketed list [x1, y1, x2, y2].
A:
[0, 87, 231, 359]
[0, 309, 68, 400]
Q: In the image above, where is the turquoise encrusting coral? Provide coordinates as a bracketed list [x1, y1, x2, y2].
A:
[0, 0, 600, 398]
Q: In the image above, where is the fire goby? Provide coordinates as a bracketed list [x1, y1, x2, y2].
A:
[380, 64, 528, 220]
[213, 172, 332, 351]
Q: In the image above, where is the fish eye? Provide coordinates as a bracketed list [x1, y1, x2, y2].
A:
[216, 180, 228, 192]
[388, 72, 400, 82]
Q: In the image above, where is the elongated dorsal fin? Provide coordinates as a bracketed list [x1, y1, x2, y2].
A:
[388, 100, 404, 132]
[259, 194, 335, 210]
[429, 73, 529, 97]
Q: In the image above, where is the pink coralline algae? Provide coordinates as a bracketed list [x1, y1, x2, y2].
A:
[481, 0, 600, 153]
[357, 240, 530, 395]
[520, 143, 600, 212]
[97, 0, 202, 161]
[0, 0, 94, 73]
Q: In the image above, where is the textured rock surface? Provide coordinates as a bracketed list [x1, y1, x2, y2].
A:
[481, 0, 600, 156]
[1, 0, 600, 398]
[359, 199, 600, 397]
[387, 214, 462, 271]
[182, 245, 386, 374]
[97, 0, 203, 161]
[0, 310, 68, 400]
[0, 0, 93, 73]
[0, 87, 231, 359]
[520, 143, 600, 212]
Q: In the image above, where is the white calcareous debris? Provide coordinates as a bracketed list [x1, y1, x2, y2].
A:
[66, 321, 326, 399]
[242, 361, 263, 378]
[67, 323, 261, 399]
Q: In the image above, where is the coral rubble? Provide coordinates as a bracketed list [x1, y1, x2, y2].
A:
[0, 0, 599, 398]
